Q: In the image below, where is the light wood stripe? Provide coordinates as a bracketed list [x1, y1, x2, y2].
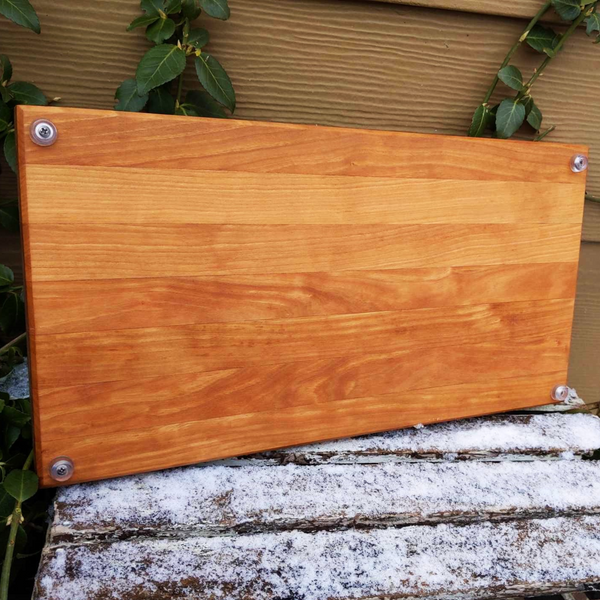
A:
[24, 223, 582, 281]
[22, 165, 585, 225]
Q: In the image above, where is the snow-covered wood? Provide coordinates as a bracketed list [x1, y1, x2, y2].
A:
[36, 516, 600, 600]
[223, 413, 600, 464]
[52, 460, 600, 540]
[33, 413, 600, 600]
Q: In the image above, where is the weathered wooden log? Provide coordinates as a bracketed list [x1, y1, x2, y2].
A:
[35, 516, 600, 600]
[52, 460, 600, 541]
[34, 414, 600, 599]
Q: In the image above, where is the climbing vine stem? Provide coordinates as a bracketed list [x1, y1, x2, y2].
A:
[0, 450, 35, 600]
[482, 0, 553, 104]
[468, 0, 600, 140]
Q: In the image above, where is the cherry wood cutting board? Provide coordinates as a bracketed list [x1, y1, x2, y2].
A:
[15, 106, 587, 486]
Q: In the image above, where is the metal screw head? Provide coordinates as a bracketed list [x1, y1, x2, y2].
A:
[570, 154, 588, 173]
[49, 457, 74, 483]
[551, 385, 570, 402]
[30, 119, 58, 147]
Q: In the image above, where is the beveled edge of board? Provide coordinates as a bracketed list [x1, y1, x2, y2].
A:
[15, 106, 45, 479]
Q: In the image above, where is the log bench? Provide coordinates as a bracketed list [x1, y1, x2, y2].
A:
[31, 408, 600, 600]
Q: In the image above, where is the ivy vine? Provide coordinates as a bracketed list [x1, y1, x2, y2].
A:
[468, 0, 600, 140]
[115, 0, 235, 117]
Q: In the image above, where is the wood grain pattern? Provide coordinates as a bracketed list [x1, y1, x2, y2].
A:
[38, 343, 569, 442]
[30, 263, 578, 335]
[31, 299, 573, 388]
[16, 108, 587, 184]
[2, 0, 600, 405]
[37, 373, 565, 486]
[23, 222, 582, 281]
[16, 105, 584, 486]
[22, 165, 585, 225]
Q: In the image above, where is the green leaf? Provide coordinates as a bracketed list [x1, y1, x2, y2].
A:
[0, 264, 14, 287]
[498, 66, 524, 91]
[526, 101, 543, 130]
[182, 0, 201, 19]
[0, 85, 13, 104]
[0, 54, 12, 84]
[140, 0, 163, 17]
[185, 89, 227, 118]
[4, 131, 16, 173]
[0, 99, 11, 132]
[3, 453, 25, 469]
[2, 406, 29, 427]
[526, 24, 558, 53]
[164, 0, 182, 13]
[147, 85, 176, 114]
[195, 53, 235, 112]
[467, 104, 491, 137]
[18, 398, 31, 417]
[0, 487, 13, 519]
[552, 0, 581, 21]
[586, 11, 600, 36]
[0, 205, 19, 232]
[496, 98, 526, 139]
[7, 81, 47, 105]
[115, 79, 149, 112]
[176, 103, 201, 116]
[146, 17, 176, 44]
[187, 28, 209, 48]
[3, 469, 38, 502]
[0, 291, 22, 332]
[136, 44, 187, 95]
[127, 13, 159, 31]
[0, 0, 40, 33]
[2, 425, 20, 452]
[199, 0, 230, 19]
[521, 95, 534, 116]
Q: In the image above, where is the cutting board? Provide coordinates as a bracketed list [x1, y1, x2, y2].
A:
[15, 106, 587, 486]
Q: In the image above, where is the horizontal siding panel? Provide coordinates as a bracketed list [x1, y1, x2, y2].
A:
[353, 0, 575, 22]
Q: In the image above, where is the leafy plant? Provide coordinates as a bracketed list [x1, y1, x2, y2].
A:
[0, 387, 43, 600]
[115, 0, 235, 117]
[0, 266, 24, 346]
[1, 53, 47, 179]
[468, 0, 600, 141]
[1, 0, 47, 246]
[0, 3, 48, 598]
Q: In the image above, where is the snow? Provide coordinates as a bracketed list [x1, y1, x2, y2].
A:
[0, 360, 29, 399]
[257, 413, 600, 457]
[37, 516, 600, 600]
[53, 460, 600, 536]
